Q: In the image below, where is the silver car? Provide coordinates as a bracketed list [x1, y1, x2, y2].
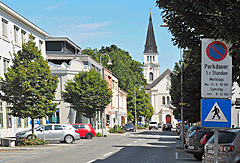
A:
[16, 124, 80, 144]
[203, 129, 240, 163]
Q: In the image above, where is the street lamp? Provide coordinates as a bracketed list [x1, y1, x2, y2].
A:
[99, 53, 112, 136]
[160, 21, 185, 149]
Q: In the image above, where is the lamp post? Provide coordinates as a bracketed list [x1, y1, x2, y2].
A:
[99, 53, 112, 136]
[134, 84, 137, 131]
[161, 21, 185, 149]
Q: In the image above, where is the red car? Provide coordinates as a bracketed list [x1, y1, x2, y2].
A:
[71, 123, 96, 139]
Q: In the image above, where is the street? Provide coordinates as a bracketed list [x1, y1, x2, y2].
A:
[0, 129, 201, 163]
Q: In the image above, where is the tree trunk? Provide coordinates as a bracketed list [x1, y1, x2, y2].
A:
[31, 117, 34, 139]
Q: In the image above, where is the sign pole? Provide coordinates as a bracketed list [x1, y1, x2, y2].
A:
[214, 128, 218, 163]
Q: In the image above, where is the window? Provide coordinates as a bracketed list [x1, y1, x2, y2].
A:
[153, 56, 155, 61]
[2, 18, 8, 40]
[54, 125, 63, 130]
[17, 117, 22, 127]
[3, 58, 9, 73]
[14, 26, 19, 45]
[167, 96, 170, 105]
[39, 40, 43, 52]
[0, 102, 3, 128]
[150, 56, 152, 61]
[6, 103, 12, 128]
[149, 72, 153, 81]
[162, 96, 165, 105]
[44, 125, 52, 130]
[24, 118, 28, 128]
[21, 30, 26, 43]
[147, 56, 149, 61]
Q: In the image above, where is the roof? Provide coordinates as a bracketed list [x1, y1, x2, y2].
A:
[143, 12, 158, 54]
[145, 68, 171, 90]
[45, 37, 81, 51]
[0, 2, 50, 37]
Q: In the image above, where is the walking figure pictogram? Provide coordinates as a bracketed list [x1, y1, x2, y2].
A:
[212, 106, 220, 119]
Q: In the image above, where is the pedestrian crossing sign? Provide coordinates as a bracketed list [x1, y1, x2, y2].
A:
[201, 99, 231, 127]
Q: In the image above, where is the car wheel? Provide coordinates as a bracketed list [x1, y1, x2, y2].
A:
[27, 135, 36, 139]
[86, 133, 93, 139]
[157, 128, 158, 130]
[149, 128, 151, 130]
[193, 154, 202, 161]
[64, 135, 74, 144]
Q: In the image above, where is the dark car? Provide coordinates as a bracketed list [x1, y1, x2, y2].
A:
[185, 128, 214, 160]
[185, 126, 203, 144]
[162, 124, 172, 131]
[122, 123, 136, 132]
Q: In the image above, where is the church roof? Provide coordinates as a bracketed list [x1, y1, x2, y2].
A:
[145, 68, 172, 90]
[143, 12, 158, 54]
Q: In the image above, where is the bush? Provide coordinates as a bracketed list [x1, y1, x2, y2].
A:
[17, 138, 48, 146]
[109, 125, 124, 133]
[96, 132, 102, 137]
[137, 125, 146, 129]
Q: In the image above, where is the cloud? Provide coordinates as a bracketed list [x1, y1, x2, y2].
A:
[42, 2, 65, 11]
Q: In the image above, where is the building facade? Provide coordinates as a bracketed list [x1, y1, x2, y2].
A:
[143, 12, 177, 125]
[0, 2, 50, 137]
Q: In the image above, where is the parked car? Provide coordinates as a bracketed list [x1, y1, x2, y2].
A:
[185, 128, 214, 160]
[176, 123, 182, 135]
[203, 129, 240, 163]
[185, 125, 203, 144]
[149, 121, 158, 130]
[16, 124, 80, 144]
[179, 124, 190, 140]
[71, 123, 96, 139]
[158, 123, 162, 128]
[122, 122, 136, 132]
[162, 124, 172, 131]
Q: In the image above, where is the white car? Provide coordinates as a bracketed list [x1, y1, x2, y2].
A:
[149, 122, 158, 130]
[16, 124, 80, 144]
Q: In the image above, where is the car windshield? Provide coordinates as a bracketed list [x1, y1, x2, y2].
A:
[126, 123, 133, 126]
[208, 132, 237, 144]
[150, 122, 157, 124]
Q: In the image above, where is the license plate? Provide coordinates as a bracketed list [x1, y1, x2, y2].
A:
[188, 146, 194, 149]
[208, 149, 214, 154]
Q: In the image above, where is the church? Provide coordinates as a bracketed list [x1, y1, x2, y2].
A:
[143, 12, 178, 126]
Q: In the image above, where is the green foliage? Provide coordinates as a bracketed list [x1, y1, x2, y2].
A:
[109, 125, 124, 133]
[17, 138, 48, 146]
[82, 45, 153, 122]
[155, 0, 240, 122]
[0, 35, 58, 127]
[62, 69, 112, 119]
[96, 132, 103, 137]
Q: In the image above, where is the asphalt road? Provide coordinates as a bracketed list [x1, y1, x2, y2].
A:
[0, 129, 201, 163]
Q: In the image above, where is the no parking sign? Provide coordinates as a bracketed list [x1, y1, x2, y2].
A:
[201, 39, 232, 99]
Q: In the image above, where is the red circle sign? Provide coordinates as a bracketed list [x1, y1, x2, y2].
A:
[206, 41, 227, 61]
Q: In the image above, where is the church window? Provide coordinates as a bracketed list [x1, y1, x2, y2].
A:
[167, 96, 170, 105]
[153, 56, 155, 61]
[162, 96, 165, 105]
[147, 56, 149, 61]
[149, 72, 153, 81]
[150, 56, 152, 61]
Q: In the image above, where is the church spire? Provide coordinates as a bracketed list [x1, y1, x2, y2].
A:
[143, 12, 158, 54]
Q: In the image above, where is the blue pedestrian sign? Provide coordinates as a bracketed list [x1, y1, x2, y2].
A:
[201, 99, 231, 127]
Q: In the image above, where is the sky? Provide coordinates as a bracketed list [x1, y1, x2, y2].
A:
[1, 0, 180, 74]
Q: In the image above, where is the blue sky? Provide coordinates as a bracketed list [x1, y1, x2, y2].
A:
[2, 0, 180, 74]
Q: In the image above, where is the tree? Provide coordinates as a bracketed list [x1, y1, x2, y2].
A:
[82, 45, 153, 122]
[155, 0, 240, 122]
[0, 35, 59, 137]
[61, 69, 112, 122]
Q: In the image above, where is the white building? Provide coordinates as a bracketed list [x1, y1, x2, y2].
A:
[144, 12, 177, 125]
[0, 2, 50, 137]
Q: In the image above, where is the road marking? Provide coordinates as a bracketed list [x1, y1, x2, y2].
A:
[118, 147, 124, 150]
[133, 141, 137, 143]
[127, 143, 131, 146]
[103, 152, 112, 157]
[175, 152, 178, 159]
[86, 159, 96, 163]
[138, 139, 142, 141]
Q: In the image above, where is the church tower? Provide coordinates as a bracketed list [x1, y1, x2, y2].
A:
[143, 12, 159, 84]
